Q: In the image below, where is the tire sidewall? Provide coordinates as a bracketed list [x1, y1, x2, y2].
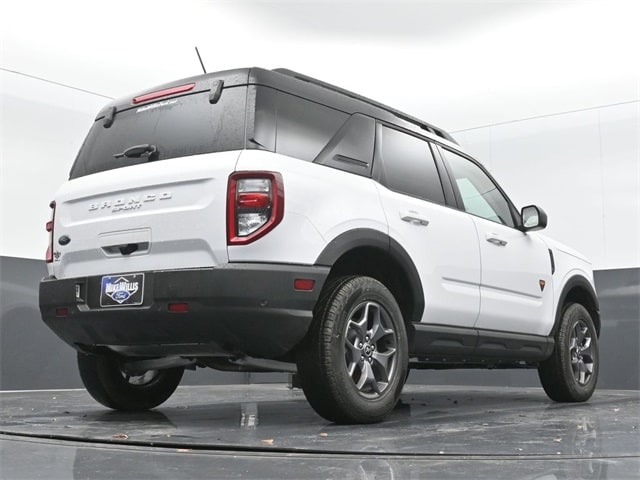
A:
[324, 277, 408, 420]
[558, 304, 599, 400]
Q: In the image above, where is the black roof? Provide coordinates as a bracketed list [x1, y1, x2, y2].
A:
[267, 68, 457, 144]
[98, 67, 457, 145]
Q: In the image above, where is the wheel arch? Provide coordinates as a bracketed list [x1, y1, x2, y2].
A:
[554, 274, 601, 337]
[315, 228, 425, 339]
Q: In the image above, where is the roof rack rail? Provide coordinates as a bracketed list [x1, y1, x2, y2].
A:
[272, 68, 457, 145]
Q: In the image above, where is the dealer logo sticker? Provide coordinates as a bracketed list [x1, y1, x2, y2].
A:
[100, 274, 144, 307]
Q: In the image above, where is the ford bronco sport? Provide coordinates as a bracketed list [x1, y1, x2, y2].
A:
[40, 67, 600, 423]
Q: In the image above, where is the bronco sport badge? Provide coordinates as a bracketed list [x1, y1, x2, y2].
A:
[100, 274, 144, 307]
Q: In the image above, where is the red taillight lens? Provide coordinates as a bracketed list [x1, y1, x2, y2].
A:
[237, 192, 271, 208]
[132, 83, 195, 104]
[227, 172, 284, 245]
[46, 201, 56, 263]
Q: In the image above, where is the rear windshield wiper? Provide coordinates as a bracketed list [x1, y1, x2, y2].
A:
[114, 144, 158, 160]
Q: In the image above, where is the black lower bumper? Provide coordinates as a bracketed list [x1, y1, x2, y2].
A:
[39, 263, 329, 359]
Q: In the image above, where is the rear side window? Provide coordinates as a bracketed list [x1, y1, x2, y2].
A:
[70, 87, 247, 179]
[377, 125, 445, 204]
[250, 87, 349, 163]
[277, 93, 348, 162]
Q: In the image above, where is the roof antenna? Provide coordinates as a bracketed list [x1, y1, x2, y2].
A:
[195, 46, 207, 74]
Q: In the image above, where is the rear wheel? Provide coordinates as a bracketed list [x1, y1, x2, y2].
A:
[297, 276, 408, 424]
[538, 303, 599, 402]
[77, 352, 184, 411]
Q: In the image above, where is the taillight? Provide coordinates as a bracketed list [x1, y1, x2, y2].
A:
[45, 200, 56, 263]
[227, 172, 284, 245]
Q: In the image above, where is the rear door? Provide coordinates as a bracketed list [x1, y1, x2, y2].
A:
[374, 124, 481, 328]
[439, 147, 554, 336]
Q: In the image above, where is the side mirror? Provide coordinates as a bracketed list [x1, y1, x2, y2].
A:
[521, 205, 548, 231]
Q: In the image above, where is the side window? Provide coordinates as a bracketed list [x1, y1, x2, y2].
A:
[441, 148, 515, 227]
[276, 92, 348, 162]
[377, 125, 445, 204]
[249, 87, 372, 176]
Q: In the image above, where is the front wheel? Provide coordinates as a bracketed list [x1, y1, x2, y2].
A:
[538, 303, 599, 402]
[77, 352, 184, 411]
[297, 276, 408, 424]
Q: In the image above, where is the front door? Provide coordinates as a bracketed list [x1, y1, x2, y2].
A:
[439, 147, 554, 335]
[471, 216, 553, 335]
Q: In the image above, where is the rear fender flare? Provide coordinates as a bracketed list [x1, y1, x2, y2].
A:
[315, 228, 425, 324]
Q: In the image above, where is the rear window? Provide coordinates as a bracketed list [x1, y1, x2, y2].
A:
[69, 87, 247, 179]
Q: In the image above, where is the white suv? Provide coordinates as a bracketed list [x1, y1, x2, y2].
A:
[40, 68, 600, 423]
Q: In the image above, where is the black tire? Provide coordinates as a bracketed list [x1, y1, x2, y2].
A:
[77, 352, 184, 411]
[297, 276, 408, 424]
[538, 303, 599, 402]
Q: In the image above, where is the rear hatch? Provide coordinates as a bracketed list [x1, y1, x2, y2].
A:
[48, 70, 250, 279]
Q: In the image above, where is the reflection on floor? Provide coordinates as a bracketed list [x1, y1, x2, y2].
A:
[1, 384, 638, 479]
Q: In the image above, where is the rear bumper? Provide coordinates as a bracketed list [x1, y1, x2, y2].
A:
[39, 263, 329, 359]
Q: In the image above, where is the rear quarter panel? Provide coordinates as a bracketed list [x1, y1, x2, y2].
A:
[230, 150, 388, 264]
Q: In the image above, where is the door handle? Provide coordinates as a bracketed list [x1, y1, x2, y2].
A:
[485, 234, 508, 247]
[400, 211, 429, 227]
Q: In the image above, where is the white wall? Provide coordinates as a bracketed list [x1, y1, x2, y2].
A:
[1, 1, 638, 130]
[0, 71, 109, 259]
[1, 0, 639, 264]
[455, 101, 640, 270]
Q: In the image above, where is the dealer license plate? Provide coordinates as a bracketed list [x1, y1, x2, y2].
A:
[100, 273, 145, 307]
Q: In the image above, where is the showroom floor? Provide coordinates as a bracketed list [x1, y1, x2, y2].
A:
[1, 384, 638, 479]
